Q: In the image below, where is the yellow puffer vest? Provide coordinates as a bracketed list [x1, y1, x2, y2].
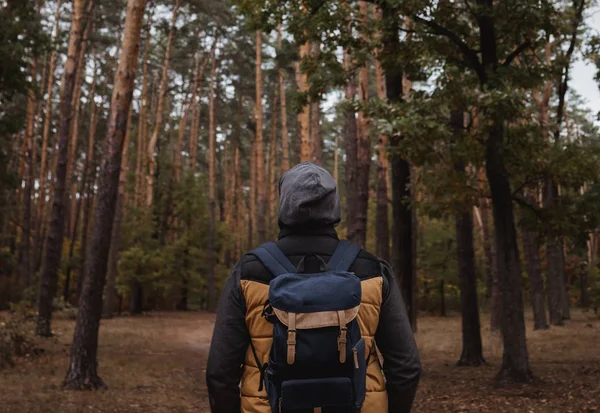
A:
[239, 276, 388, 413]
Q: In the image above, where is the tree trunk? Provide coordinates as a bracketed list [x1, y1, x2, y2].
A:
[296, 40, 310, 162]
[333, 134, 339, 184]
[278, 25, 289, 172]
[580, 260, 589, 307]
[452, 109, 484, 366]
[309, 42, 321, 165]
[343, 47, 358, 244]
[35, 0, 63, 271]
[63, 0, 146, 389]
[455, 209, 485, 365]
[207, 50, 218, 312]
[18, 58, 38, 292]
[440, 280, 446, 317]
[103, 105, 134, 319]
[520, 200, 549, 330]
[66, 19, 92, 237]
[36, 0, 90, 337]
[146, 0, 179, 207]
[268, 91, 278, 240]
[545, 185, 565, 326]
[381, 5, 416, 331]
[374, 6, 389, 262]
[249, 137, 256, 248]
[486, 122, 531, 381]
[255, 30, 266, 245]
[353, 0, 371, 250]
[135, 16, 151, 207]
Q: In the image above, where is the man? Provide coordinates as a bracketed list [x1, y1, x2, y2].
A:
[207, 162, 421, 412]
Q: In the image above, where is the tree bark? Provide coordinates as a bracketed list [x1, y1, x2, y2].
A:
[207, 50, 218, 312]
[63, 0, 147, 389]
[353, 0, 371, 250]
[452, 110, 485, 366]
[66, 18, 92, 237]
[249, 136, 256, 249]
[36, 0, 90, 337]
[278, 25, 289, 172]
[296, 40, 311, 162]
[267, 91, 278, 240]
[309, 42, 321, 165]
[146, 0, 179, 207]
[374, 5, 390, 262]
[440, 280, 446, 317]
[103, 105, 133, 319]
[255, 30, 266, 245]
[381, 5, 416, 331]
[343, 47, 358, 244]
[189, 39, 216, 173]
[333, 134, 339, 184]
[35, 0, 63, 270]
[580, 260, 589, 307]
[520, 198, 549, 330]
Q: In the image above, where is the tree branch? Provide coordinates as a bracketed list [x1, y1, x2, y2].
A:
[412, 15, 484, 79]
[502, 40, 532, 67]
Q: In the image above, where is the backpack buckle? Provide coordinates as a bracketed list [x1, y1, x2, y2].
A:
[287, 329, 297, 364]
[287, 313, 297, 364]
[337, 310, 347, 363]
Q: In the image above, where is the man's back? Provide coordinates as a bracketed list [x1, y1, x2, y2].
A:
[206, 162, 421, 412]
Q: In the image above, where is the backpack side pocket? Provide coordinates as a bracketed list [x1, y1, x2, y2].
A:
[352, 338, 367, 410]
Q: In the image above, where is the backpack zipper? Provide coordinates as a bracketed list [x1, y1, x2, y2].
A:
[353, 347, 359, 369]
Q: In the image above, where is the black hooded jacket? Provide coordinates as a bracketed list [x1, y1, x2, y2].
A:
[206, 163, 422, 412]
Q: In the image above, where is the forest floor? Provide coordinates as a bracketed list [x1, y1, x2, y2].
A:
[0, 310, 599, 413]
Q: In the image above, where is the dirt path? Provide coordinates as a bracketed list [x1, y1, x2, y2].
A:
[1, 311, 599, 412]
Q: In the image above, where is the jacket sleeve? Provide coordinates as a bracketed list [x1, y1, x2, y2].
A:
[375, 260, 422, 413]
[206, 261, 250, 413]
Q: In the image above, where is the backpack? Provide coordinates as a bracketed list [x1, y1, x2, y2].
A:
[249, 240, 367, 413]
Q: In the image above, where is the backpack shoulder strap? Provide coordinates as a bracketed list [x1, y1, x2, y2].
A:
[248, 242, 296, 277]
[328, 240, 361, 272]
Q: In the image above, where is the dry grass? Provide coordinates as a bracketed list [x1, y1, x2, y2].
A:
[1, 310, 599, 412]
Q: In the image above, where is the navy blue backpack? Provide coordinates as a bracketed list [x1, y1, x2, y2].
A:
[249, 240, 367, 413]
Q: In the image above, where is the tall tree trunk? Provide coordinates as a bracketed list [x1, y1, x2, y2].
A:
[63, 0, 147, 389]
[521, 217, 549, 330]
[374, 5, 389, 262]
[486, 121, 531, 381]
[353, 0, 371, 250]
[296, 40, 311, 162]
[343, 46, 358, 243]
[146, 0, 179, 207]
[440, 280, 446, 317]
[580, 259, 589, 307]
[19, 58, 38, 292]
[255, 31, 266, 245]
[189, 38, 216, 173]
[207, 50, 218, 312]
[249, 136, 256, 248]
[452, 109, 484, 366]
[278, 24, 289, 172]
[333, 134, 339, 184]
[103, 105, 134, 319]
[309, 42, 321, 165]
[381, 5, 416, 331]
[268, 91, 278, 240]
[36, 0, 91, 337]
[35, 0, 63, 269]
[66, 19, 92, 237]
[134, 15, 151, 208]
[63, 68, 98, 303]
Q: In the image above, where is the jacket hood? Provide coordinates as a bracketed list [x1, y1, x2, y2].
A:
[278, 162, 341, 229]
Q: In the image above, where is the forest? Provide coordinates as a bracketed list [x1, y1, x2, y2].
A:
[1, 0, 600, 411]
